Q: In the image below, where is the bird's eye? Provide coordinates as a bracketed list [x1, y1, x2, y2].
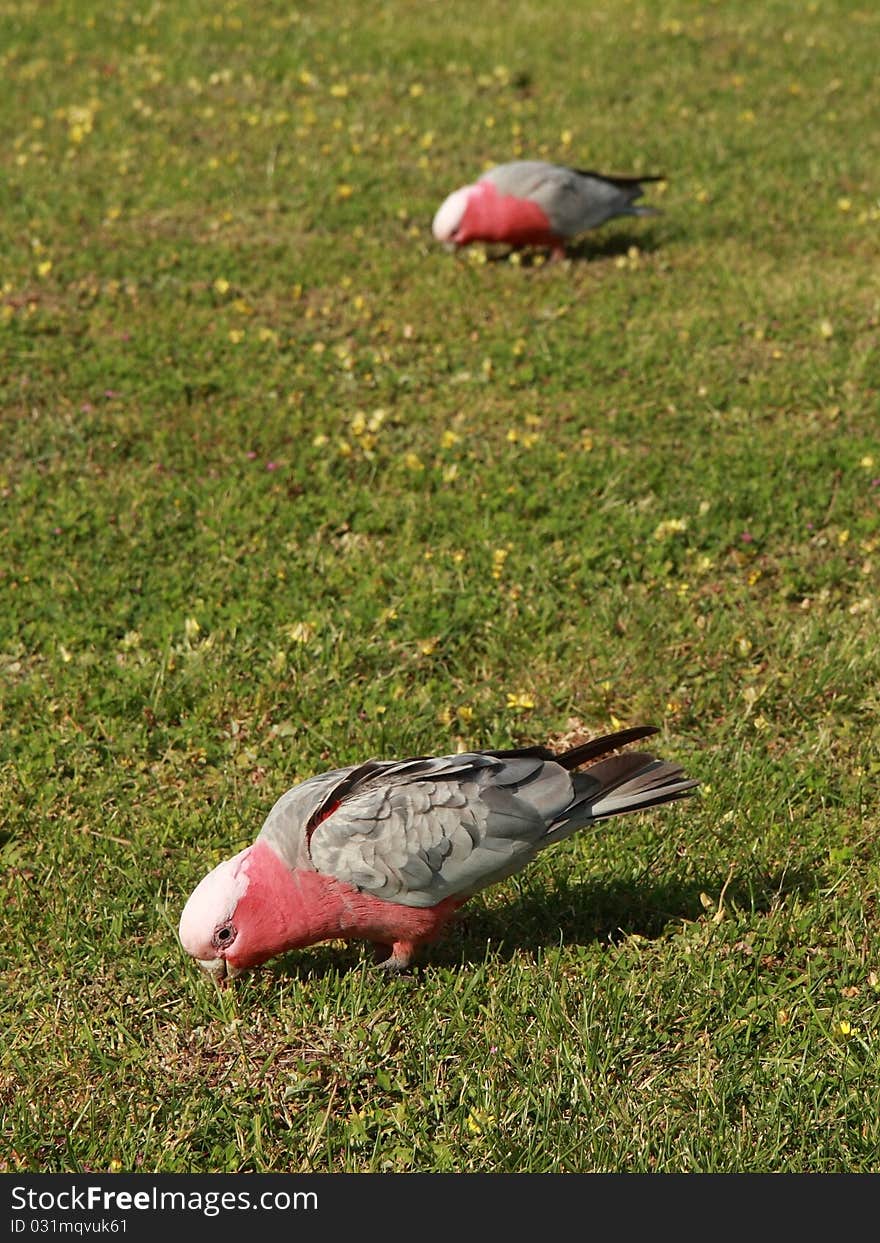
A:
[212, 923, 237, 949]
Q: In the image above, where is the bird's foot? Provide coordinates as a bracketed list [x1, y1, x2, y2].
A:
[373, 956, 412, 975]
[370, 940, 417, 974]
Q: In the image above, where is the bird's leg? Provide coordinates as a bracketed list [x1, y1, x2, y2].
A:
[370, 939, 417, 974]
[549, 242, 567, 263]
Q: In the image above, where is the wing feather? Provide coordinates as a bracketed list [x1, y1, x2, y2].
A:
[309, 759, 565, 907]
[261, 730, 697, 909]
[480, 160, 658, 238]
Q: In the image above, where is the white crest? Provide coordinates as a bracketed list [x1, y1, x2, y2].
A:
[431, 186, 472, 241]
[178, 847, 251, 958]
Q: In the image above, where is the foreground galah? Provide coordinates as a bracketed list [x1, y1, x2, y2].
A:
[432, 161, 664, 258]
[178, 725, 697, 979]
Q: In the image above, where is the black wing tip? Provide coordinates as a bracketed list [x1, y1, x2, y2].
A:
[484, 724, 660, 769]
[558, 724, 660, 770]
[571, 168, 667, 186]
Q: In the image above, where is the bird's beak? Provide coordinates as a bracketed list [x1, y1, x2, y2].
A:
[195, 957, 244, 985]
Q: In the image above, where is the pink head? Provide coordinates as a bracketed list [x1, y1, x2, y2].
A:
[178, 840, 306, 982]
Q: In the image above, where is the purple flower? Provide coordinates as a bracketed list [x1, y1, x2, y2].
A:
[740, 531, 754, 543]
[266, 460, 280, 471]
[246, 451, 257, 460]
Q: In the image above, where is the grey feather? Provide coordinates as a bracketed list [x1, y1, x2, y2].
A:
[481, 160, 662, 238]
[258, 766, 358, 870]
[256, 728, 697, 909]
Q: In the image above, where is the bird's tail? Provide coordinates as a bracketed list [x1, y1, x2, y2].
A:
[545, 749, 698, 845]
[577, 752, 698, 819]
[572, 170, 665, 217]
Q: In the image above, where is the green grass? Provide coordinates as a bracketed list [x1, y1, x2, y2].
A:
[2, 0, 879, 1172]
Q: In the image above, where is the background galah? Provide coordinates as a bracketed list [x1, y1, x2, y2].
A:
[432, 161, 664, 259]
[178, 725, 697, 979]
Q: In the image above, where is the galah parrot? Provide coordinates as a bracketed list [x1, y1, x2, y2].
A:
[431, 161, 664, 259]
[178, 724, 697, 980]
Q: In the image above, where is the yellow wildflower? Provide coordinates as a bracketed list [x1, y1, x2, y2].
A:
[653, 517, 688, 540]
[285, 622, 315, 644]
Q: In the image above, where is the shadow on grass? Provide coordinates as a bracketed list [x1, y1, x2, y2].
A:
[478, 225, 673, 267]
[564, 226, 671, 262]
[264, 865, 818, 981]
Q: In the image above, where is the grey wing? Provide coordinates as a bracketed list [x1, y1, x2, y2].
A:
[308, 754, 576, 908]
[480, 160, 565, 198]
[257, 764, 364, 871]
[482, 161, 637, 236]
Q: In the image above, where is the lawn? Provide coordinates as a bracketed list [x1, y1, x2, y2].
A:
[2, 0, 879, 1173]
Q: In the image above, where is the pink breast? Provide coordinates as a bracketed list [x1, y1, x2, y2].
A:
[457, 181, 557, 247]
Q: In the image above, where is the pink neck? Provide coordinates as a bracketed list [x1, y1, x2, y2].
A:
[457, 181, 556, 246]
[228, 840, 464, 970]
[230, 840, 346, 968]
